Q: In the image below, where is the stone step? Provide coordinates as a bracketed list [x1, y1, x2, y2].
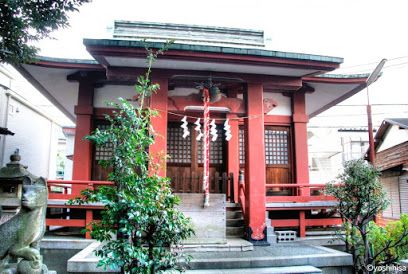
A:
[226, 218, 244, 227]
[227, 226, 244, 237]
[179, 265, 322, 273]
[226, 210, 243, 219]
[226, 202, 241, 208]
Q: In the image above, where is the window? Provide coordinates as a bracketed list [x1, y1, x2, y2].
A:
[94, 124, 113, 161]
[239, 128, 245, 165]
[198, 126, 224, 164]
[167, 126, 191, 164]
[264, 128, 289, 165]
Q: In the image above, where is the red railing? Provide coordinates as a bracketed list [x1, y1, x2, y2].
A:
[265, 183, 341, 237]
[47, 180, 114, 239]
[265, 183, 338, 204]
[46, 179, 341, 239]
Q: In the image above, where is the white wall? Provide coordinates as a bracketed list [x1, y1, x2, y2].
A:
[0, 88, 9, 166]
[94, 85, 139, 108]
[264, 92, 292, 116]
[63, 131, 75, 180]
[1, 95, 60, 178]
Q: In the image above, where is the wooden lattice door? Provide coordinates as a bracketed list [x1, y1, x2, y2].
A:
[92, 121, 113, 181]
[264, 126, 292, 195]
[166, 123, 225, 193]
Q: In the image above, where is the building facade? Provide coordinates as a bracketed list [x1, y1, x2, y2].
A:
[17, 21, 370, 242]
[374, 119, 408, 222]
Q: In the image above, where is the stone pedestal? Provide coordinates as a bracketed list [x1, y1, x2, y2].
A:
[265, 214, 277, 244]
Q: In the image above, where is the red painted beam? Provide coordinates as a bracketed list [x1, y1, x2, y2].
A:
[48, 180, 113, 185]
[46, 219, 86, 227]
[270, 218, 342, 227]
[106, 67, 303, 91]
[305, 218, 342, 226]
[47, 204, 104, 210]
[264, 115, 292, 125]
[271, 219, 299, 227]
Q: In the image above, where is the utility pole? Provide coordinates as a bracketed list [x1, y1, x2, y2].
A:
[366, 59, 387, 164]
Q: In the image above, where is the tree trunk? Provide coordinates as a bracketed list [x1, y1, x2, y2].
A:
[361, 227, 372, 274]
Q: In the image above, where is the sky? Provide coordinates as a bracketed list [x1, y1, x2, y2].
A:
[18, 0, 408, 127]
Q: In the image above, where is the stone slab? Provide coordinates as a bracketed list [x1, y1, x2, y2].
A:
[67, 242, 119, 273]
[66, 242, 352, 273]
[67, 238, 253, 273]
[297, 236, 345, 246]
[185, 244, 352, 270]
[266, 201, 339, 208]
[41, 237, 94, 250]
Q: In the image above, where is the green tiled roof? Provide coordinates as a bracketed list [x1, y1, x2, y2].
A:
[36, 55, 99, 65]
[83, 39, 344, 64]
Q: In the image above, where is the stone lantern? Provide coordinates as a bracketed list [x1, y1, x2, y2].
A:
[0, 151, 49, 274]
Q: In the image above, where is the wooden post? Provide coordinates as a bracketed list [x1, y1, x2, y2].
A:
[299, 210, 306, 238]
[149, 77, 168, 177]
[244, 83, 268, 244]
[227, 114, 239, 202]
[292, 91, 310, 196]
[72, 80, 94, 194]
[85, 210, 93, 239]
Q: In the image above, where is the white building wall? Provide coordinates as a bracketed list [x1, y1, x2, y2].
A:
[63, 131, 75, 180]
[399, 174, 408, 215]
[1, 95, 60, 178]
[0, 88, 9, 166]
[94, 85, 138, 108]
[4, 96, 50, 176]
[264, 92, 292, 116]
[0, 65, 65, 180]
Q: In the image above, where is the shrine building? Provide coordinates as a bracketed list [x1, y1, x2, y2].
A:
[17, 21, 369, 244]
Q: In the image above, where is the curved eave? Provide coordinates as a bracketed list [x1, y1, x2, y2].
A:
[304, 74, 368, 118]
[32, 56, 103, 70]
[84, 39, 343, 75]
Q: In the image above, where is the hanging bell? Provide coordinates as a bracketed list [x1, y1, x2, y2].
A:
[209, 86, 222, 103]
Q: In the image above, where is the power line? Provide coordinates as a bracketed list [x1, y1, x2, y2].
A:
[314, 111, 408, 118]
[339, 55, 408, 70]
[335, 104, 408, 107]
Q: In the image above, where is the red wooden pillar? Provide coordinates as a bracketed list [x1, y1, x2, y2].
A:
[149, 77, 168, 177]
[71, 80, 94, 239]
[72, 80, 94, 190]
[244, 83, 268, 244]
[227, 113, 239, 202]
[293, 91, 310, 197]
[293, 91, 309, 238]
